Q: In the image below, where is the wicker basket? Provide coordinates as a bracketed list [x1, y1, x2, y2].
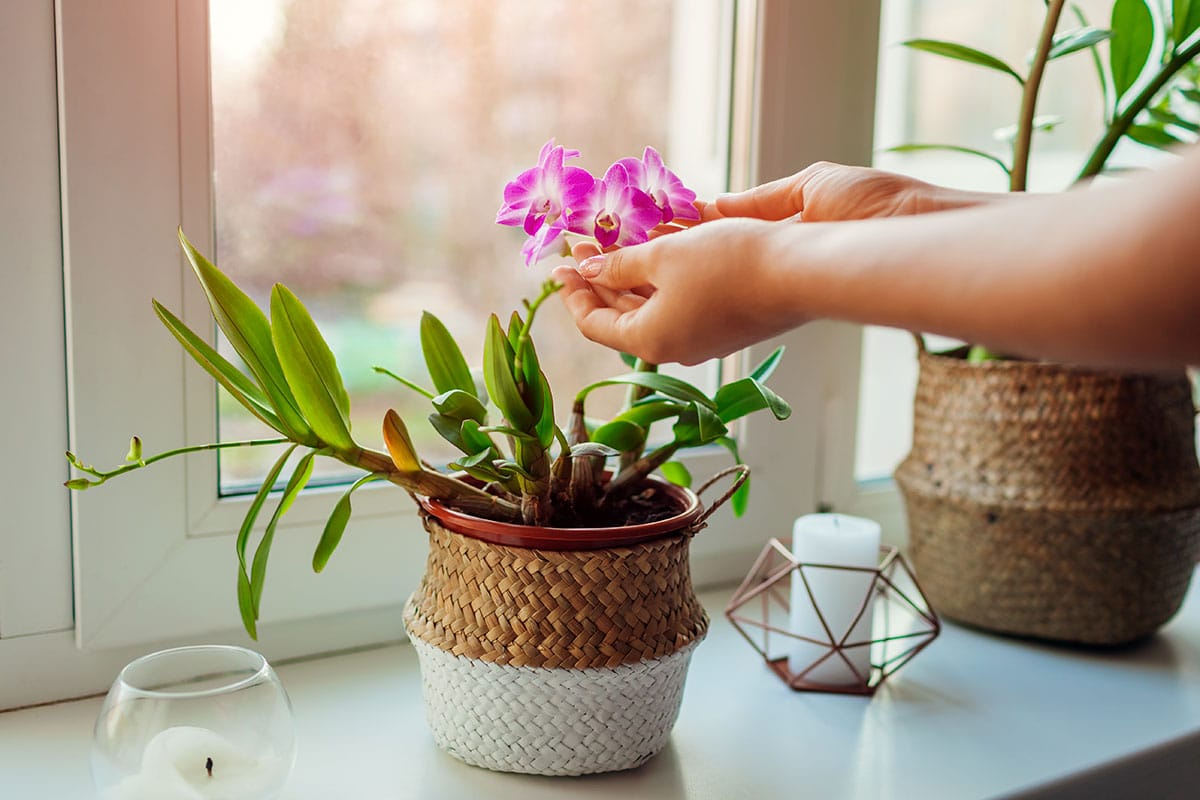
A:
[403, 469, 744, 776]
[894, 341, 1200, 645]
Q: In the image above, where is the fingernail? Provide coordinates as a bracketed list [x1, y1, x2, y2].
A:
[577, 255, 605, 278]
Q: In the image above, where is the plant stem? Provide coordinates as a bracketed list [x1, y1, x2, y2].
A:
[1012, 0, 1066, 191]
[603, 442, 680, 501]
[619, 359, 656, 471]
[69, 437, 290, 487]
[353, 447, 523, 521]
[1076, 36, 1200, 181]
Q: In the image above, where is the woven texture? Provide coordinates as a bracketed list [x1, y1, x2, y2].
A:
[405, 515, 709, 669]
[895, 349, 1200, 645]
[409, 634, 697, 776]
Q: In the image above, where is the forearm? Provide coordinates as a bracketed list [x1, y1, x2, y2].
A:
[773, 154, 1200, 369]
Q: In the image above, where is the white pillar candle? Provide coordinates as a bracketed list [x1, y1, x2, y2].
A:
[787, 514, 881, 686]
[107, 726, 287, 800]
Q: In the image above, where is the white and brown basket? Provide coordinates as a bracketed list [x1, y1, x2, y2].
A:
[403, 468, 745, 776]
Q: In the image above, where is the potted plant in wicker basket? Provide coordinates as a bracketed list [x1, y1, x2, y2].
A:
[891, 0, 1200, 645]
[65, 142, 791, 776]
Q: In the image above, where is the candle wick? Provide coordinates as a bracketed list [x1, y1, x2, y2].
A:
[206, 757, 214, 778]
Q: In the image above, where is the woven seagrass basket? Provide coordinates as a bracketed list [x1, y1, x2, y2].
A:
[403, 469, 744, 776]
[895, 341, 1200, 646]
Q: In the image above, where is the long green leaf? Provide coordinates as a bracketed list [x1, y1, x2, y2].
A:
[749, 346, 785, 383]
[251, 450, 316, 615]
[432, 389, 488, 423]
[1047, 26, 1113, 60]
[459, 419, 497, 454]
[312, 473, 385, 573]
[673, 402, 728, 446]
[577, 372, 717, 409]
[714, 378, 793, 423]
[483, 315, 534, 429]
[902, 39, 1025, 85]
[1148, 106, 1200, 132]
[1174, 0, 1200, 48]
[659, 461, 692, 489]
[884, 144, 1011, 177]
[614, 399, 687, 428]
[235, 443, 299, 639]
[178, 230, 312, 441]
[270, 284, 356, 453]
[534, 370, 555, 448]
[1111, 0, 1155, 100]
[153, 300, 283, 433]
[372, 366, 434, 399]
[1072, 6, 1111, 115]
[420, 312, 476, 396]
[591, 419, 648, 451]
[383, 409, 422, 473]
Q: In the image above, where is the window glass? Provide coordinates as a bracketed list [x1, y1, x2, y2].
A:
[209, 0, 714, 491]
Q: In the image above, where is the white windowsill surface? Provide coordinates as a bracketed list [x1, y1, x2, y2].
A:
[2, 576, 1199, 800]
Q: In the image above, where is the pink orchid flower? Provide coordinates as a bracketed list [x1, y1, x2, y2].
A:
[496, 140, 592, 238]
[616, 146, 699, 225]
[565, 162, 662, 249]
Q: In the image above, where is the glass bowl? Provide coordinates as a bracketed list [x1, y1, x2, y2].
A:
[91, 644, 295, 799]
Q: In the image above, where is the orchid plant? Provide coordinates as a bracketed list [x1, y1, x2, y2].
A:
[64, 141, 791, 639]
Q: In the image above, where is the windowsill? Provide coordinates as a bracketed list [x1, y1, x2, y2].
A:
[3, 575, 1199, 799]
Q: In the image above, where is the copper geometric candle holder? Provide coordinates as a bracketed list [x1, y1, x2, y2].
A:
[725, 539, 940, 695]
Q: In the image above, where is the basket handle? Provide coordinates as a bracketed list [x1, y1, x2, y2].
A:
[693, 464, 750, 527]
[910, 331, 928, 354]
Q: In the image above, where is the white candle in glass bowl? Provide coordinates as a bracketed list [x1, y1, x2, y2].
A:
[787, 514, 881, 686]
[107, 726, 288, 800]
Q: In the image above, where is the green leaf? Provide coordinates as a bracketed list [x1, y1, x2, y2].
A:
[251, 450, 316, 615]
[460, 419, 497, 454]
[270, 284, 356, 453]
[153, 300, 285, 433]
[901, 39, 1024, 85]
[966, 345, 1005, 363]
[382, 409, 422, 473]
[1047, 26, 1113, 60]
[1147, 107, 1200, 132]
[235, 443, 299, 639]
[312, 473, 385, 573]
[570, 442, 620, 458]
[431, 389, 488, 423]
[714, 437, 750, 518]
[577, 372, 717, 409]
[507, 311, 525, 353]
[1126, 123, 1185, 148]
[1111, 0, 1154, 100]
[659, 461, 692, 488]
[1179, 87, 1200, 103]
[672, 402, 728, 446]
[420, 312, 476, 397]
[534, 369, 555, 448]
[1071, 5, 1111, 112]
[749, 346, 785, 383]
[1174, 0, 1200, 48]
[178, 230, 312, 441]
[372, 366, 434, 399]
[714, 378, 793, 423]
[618, 352, 639, 369]
[884, 144, 1011, 177]
[993, 115, 1065, 144]
[614, 399, 687, 428]
[483, 315, 534, 430]
[591, 419, 648, 452]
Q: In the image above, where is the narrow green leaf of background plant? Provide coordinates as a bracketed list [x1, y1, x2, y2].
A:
[154, 300, 285, 433]
[372, 366, 434, 399]
[1071, 5, 1111, 115]
[1173, 0, 1200, 49]
[591, 419, 648, 452]
[1126, 122, 1185, 148]
[178, 230, 312, 441]
[902, 39, 1025, 85]
[235, 443, 299, 639]
[659, 461, 692, 488]
[251, 450, 316, 615]
[270, 284, 356, 453]
[1110, 0, 1155, 101]
[420, 312, 477, 397]
[313, 473, 386, 573]
[577, 373, 717, 410]
[1046, 26, 1113, 60]
[884, 144, 1012, 176]
[483, 315, 534, 429]
[749, 346, 786, 383]
[714, 378, 793, 423]
[1148, 106, 1200, 132]
[383, 409, 422, 473]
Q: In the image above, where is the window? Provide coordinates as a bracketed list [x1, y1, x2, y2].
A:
[1, 0, 883, 710]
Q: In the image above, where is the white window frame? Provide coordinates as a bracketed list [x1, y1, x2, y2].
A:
[0, 0, 882, 710]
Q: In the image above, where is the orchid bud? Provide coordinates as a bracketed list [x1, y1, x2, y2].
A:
[125, 436, 143, 463]
[65, 478, 91, 491]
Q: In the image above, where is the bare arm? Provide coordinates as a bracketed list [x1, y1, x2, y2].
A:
[555, 150, 1200, 369]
